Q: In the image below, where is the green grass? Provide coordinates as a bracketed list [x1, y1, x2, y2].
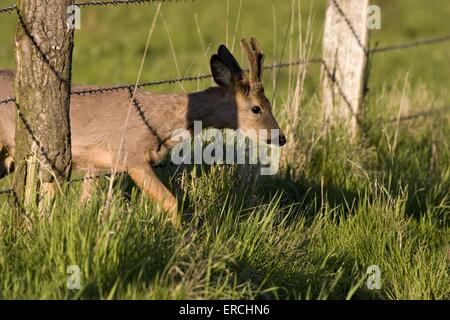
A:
[0, 0, 449, 92]
[0, 0, 449, 299]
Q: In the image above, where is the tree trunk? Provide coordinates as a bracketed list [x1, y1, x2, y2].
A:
[13, 0, 74, 211]
[321, 0, 369, 137]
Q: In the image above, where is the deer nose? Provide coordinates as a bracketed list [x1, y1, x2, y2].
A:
[279, 135, 287, 146]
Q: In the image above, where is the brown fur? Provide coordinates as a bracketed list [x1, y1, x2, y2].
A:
[0, 41, 285, 227]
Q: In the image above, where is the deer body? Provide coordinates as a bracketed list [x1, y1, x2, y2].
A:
[0, 39, 286, 227]
[0, 72, 237, 223]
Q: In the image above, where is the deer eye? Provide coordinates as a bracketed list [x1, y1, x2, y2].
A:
[251, 106, 262, 114]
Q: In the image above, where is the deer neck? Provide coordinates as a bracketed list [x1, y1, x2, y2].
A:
[137, 87, 236, 157]
[185, 87, 237, 132]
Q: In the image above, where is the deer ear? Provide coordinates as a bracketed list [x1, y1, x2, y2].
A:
[218, 45, 243, 77]
[210, 54, 233, 90]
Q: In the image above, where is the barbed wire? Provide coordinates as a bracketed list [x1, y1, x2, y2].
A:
[371, 35, 450, 53]
[0, 97, 15, 105]
[0, 4, 15, 14]
[0, 0, 448, 106]
[0, 188, 13, 196]
[76, 0, 182, 7]
[0, 0, 187, 14]
[387, 105, 450, 123]
[0, 27, 446, 103]
[0, 59, 320, 103]
[72, 60, 321, 96]
[0, 29, 448, 105]
[1, 2, 448, 201]
[72, 74, 214, 96]
[0, 2, 448, 112]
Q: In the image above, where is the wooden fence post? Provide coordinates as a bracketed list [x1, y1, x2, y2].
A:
[13, 0, 74, 210]
[321, 0, 369, 137]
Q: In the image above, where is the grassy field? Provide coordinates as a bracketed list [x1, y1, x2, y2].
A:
[0, 0, 449, 299]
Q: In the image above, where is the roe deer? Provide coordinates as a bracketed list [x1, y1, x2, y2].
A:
[0, 38, 286, 227]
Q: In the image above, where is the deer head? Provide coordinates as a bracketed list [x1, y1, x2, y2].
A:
[210, 37, 286, 146]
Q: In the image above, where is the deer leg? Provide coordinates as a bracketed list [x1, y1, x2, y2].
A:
[0, 145, 14, 178]
[80, 168, 99, 204]
[128, 165, 180, 228]
[0, 145, 5, 178]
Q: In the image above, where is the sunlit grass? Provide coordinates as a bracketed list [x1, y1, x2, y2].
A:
[0, 0, 449, 300]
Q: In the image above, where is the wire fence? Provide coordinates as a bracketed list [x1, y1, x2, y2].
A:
[0, 0, 449, 106]
[0, 59, 322, 105]
[0, 4, 15, 14]
[1, 1, 450, 195]
[0, 0, 186, 14]
[371, 35, 450, 54]
[1, 29, 449, 106]
[76, 0, 186, 8]
[0, 188, 13, 196]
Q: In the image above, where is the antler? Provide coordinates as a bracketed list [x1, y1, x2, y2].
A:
[241, 37, 265, 84]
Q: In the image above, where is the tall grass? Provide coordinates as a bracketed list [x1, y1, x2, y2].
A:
[0, 0, 449, 299]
